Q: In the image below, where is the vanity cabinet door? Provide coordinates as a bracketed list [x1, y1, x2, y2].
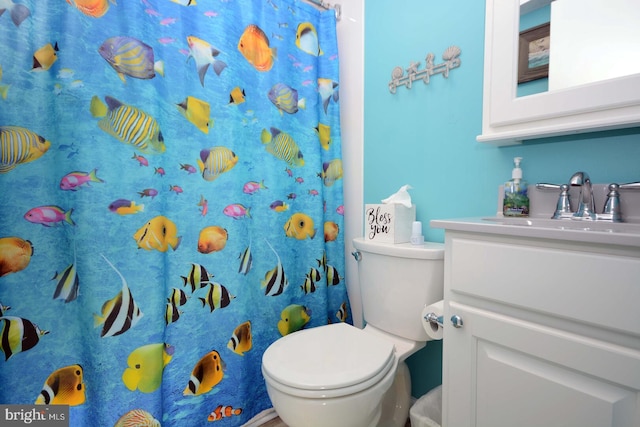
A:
[443, 301, 640, 427]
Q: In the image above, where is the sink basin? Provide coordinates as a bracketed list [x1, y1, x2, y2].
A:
[481, 216, 640, 234]
[431, 216, 640, 247]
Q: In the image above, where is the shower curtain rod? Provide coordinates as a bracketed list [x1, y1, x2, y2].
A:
[302, 0, 342, 20]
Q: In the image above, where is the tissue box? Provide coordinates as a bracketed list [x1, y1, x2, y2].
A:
[364, 204, 416, 243]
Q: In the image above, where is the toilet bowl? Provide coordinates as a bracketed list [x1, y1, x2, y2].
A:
[262, 322, 417, 427]
[262, 238, 445, 427]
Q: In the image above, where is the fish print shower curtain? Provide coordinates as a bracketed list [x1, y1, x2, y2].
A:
[0, 0, 349, 425]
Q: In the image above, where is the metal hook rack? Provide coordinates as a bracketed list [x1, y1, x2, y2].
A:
[388, 45, 462, 94]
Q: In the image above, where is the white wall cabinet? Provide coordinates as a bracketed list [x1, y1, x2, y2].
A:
[439, 229, 640, 427]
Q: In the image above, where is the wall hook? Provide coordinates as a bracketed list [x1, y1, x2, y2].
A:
[389, 45, 461, 94]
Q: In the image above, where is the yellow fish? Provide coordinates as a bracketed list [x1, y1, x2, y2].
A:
[296, 22, 322, 56]
[122, 343, 174, 393]
[91, 96, 165, 155]
[238, 24, 276, 72]
[324, 221, 339, 242]
[0, 316, 48, 360]
[284, 212, 316, 240]
[260, 127, 304, 167]
[321, 158, 343, 187]
[32, 42, 59, 71]
[0, 126, 51, 173]
[184, 350, 225, 396]
[197, 146, 238, 182]
[133, 216, 181, 252]
[278, 304, 311, 336]
[229, 86, 246, 105]
[0, 236, 33, 277]
[177, 96, 211, 134]
[315, 123, 331, 150]
[227, 321, 252, 356]
[197, 225, 228, 254]
[35, 365, 85, 406]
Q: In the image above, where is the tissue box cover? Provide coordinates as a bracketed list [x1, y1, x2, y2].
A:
[364, 204, 416, 243]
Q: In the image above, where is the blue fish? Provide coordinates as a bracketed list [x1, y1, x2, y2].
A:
[99, 36, 164, 82]
[268, 83, 305, 114]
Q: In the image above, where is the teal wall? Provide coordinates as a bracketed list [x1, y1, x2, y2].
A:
[364, 0, 640, 398]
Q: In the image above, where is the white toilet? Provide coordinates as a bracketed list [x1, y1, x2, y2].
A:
[261, 237, 444, 427]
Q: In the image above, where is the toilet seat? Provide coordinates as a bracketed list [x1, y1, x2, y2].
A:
[262, 323, 395, 397]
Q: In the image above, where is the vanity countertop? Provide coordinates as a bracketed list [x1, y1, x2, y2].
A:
[431, 216, 640, 248]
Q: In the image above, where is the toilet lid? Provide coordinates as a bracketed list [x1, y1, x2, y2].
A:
[262, 323, 395, 391]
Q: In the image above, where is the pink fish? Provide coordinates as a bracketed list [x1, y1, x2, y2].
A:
[158, 37, 176, 45]
[243, 180, 267, 195]
[295, 177, 304, 184]
[287, 193, 296, 200]
[180, 164, 197, 174]
[284, 168, 293, 177]
[336, 205, 345, 215]
[60, 169, 104, 191]
[133, 153, 148, 167]
[303, 65, 313, 72]
[154, 167, 165, 176]
[144, 8, 160, 16]
[24, 206, 74, 227]
[138, 188, 158, 198]
[223, 204, 251, 219]
[308, 189, 319, 196]
[160, 17, 177, 26]
[169, 185, 183, 195]
[197, 195, 208, 216]
[203, 11, 218, 17]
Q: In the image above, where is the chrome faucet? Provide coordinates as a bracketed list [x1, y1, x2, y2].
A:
[569, 171, 597, 220]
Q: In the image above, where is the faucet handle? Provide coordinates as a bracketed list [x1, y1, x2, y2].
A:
[536, 183, 573, 219]
[619, 182, 640, 190]
[600, 184, 622, 222]
[600, 182, 640, 222]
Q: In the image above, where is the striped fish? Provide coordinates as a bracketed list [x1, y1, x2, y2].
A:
[94, 255, 143, 338]
[99, 36, 164, 82]
[165, 302, 182, 326]
[260, 127, 304, 167]
[300, 275, 316, 294]
[91, 96, 165, 155]
[326, 264, 341, 286]
[197, 146, 238, 182]
[237, 245, 252, 275]
[0, 316, 49, 360]
[199, 283, 235, 313]
[181, 263, 213, 293]
[0, 126, 51, 173]
[261, 240, 288, 297]
[51, 263, 79, 303]
[167, 287, 188, 307]
[268, 83, 305, 114]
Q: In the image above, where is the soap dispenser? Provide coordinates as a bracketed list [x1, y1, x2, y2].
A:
[503, 157, 530, 217]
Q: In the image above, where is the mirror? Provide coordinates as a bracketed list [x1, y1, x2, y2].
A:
[519, 0, 640, 94]
[478, 0, 640, 145]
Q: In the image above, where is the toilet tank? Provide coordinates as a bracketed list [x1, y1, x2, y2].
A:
[352, 237, 444, 342]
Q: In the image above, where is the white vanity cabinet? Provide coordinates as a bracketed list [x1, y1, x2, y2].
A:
[432, 222, 640, 427]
